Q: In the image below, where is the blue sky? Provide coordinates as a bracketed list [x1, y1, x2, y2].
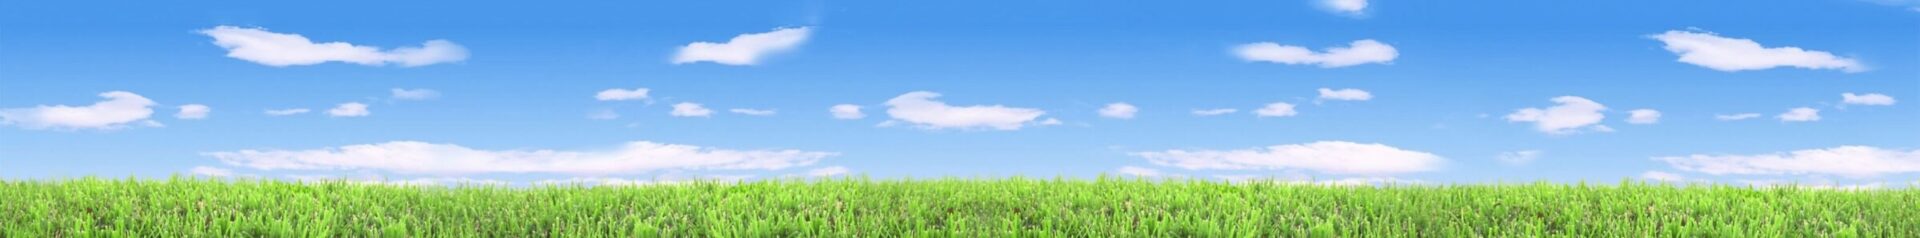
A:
[2, 0, 1916, 187]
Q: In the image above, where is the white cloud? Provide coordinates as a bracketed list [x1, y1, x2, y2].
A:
[1316, 88, 1373, 101]
[882, 91, 1047, 130]
[1319, 0, 1368, 15]
[327, 102, 370, 117]
[1098, 103, 1138, 119]
[1842, 93, 1896, 106]
[1116, 166, 1162, 177]
[1506, 96, 1608, 135]
[390, 88, 440, 100]
[729, 108, 777, 116]
[1192, 108, 1238, 116]
[829, 104, 865, 119]
[0, 91, 157, 130]
[1255, 102, 1298, 117]
[1715, 113, 1761, 121]
[176, 104, 211, 120]
[595, 88, 650, 101]
[1649, 30, 1864, 72]
[807, 166, 851, 177]
[671, 103, 714, 117]
[1235, 39, 1397, 68]
[1133, 141, 1443, 175]
[199, 26, 467, 67]
[1640, 171, 1688, 182]
[673, 27, 812, 65]
[1039, 118, 1064, 126]
[1497, 150, 1542, 166]
[265, 108, 311, 116]
[1655, 146, 1920, 178]
[189, 166, 233, 177]
[1627, 109, 1661, 124]
[1777, 107, 1819, 122]
[205, 141, 835, 175]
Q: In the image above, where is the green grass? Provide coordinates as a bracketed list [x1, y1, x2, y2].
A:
[2, 176, 1915, 237]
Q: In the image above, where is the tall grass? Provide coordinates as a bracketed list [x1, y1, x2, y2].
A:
[2, 176, 1914, 237]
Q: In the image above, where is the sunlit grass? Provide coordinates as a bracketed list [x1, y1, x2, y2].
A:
[2, 176, 1914, 237]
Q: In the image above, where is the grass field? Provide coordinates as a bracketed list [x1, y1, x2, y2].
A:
[2, 177, 1915, 237]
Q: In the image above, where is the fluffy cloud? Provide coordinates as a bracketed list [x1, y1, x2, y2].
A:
[1316, 88, 1372, 101]
[671, 103, 714, 117]
[829, 104, 865, 119]
[729, 108, 777, 116]
[1116, 166, 1162, 177]
[1255, 102, 1298, 117]
[882, 91, 1047, 130]
[199, 26, 467, 67]
[204, 141, 835, 175]
[1235, 39, 1397, 68]
[176, 104, 211, 120]
[673, 27, 812, 65]
[390, 88, 440, 100]
[807, 166, 851, 177]
[1506, 96, 1608, 134]
[1649, 30, 1864, 72]
[1098, 103, 1138, 119]
[1192, 108, 1238, 116]
[1, 91, 157, 130]
[1715, 113, 1761, 121]
[265, 108, 311, 116]
[595, 88, 650, 101]
[1841, 93, 1896, 106]
[327, 103, 369, 117]
[1132, 141, 1443, 175]
[1497, 150, 1542, 166]
[1777, 107, 1819, 122]
[1627, 109, 1661, 124]
[1319, 0, 1368, 15]
[1654, 146, 1920, 178]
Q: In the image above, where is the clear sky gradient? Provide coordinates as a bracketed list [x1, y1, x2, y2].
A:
[2, 0, 1916, 187]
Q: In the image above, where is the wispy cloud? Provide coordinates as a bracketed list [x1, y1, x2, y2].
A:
[0, 91, 158, 130]
[199, 26, 467, 67]
[1506, 96, 1609, 135]
[390, 88, 441, 100]
[1649, 30, 1863, 72]
[673, 27, 812, 65]
[1133, 141, 1443, 175]
[1655, 146, 1920, 178]
[204, 141, 836, 175]
[1236, 39, 1397, 68]
[882, 91, 1047, 130]
[671, 103, 714, 117]
[1098, 103, 1138, 119]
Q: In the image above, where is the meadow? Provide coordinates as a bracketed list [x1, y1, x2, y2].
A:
[2, 177, 1915, 237]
